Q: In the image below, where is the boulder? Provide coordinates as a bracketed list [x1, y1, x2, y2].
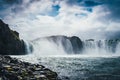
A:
[0, 19, 26, 55]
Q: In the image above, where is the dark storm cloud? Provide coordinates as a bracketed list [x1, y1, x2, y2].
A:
[66, 0, 101, 7]
[94, 0, 120, 39]
[104, 31, 120, 39]
[0, 0, 23, 18]
[84, 0, 101, 7]
[96, 0, 120, 21]
[0, 0, 23, 10]
[66, 0, 82, 6]
[0, 0, 22, 4]
[103, 0, 120, 21]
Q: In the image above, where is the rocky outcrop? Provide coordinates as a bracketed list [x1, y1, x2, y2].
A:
[49, 36, 83, 54]
[0, 55, 58, 80]
[70, 36, 83, 53]
[0, 19, 26, 55]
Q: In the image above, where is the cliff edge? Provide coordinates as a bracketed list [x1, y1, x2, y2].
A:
[0, 19, 26, 55]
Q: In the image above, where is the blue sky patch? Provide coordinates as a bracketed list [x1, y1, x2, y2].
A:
[48, 5, 60, 16]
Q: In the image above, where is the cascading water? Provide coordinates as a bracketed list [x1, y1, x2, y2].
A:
[83, 39, 120, 55]
[24, 40, 33, 54]
[29, 36, 83, 56]
[31, 38, 67, 56]
[16, 37, 120, 80]
[83, 40, 109, 55]
[26, 36, 120, 57]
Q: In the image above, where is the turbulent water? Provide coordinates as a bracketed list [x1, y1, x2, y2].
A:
[14, 55, 120, 80]
[13, 38, 120, 80]
[39, 57, 120, 80]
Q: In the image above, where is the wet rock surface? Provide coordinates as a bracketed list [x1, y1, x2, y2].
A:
[0, 55, 58, 80]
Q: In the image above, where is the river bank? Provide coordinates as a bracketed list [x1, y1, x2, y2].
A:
[0, 55, 59, 80]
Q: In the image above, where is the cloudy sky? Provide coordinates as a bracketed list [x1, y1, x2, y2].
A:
[0, 0, 120, 40]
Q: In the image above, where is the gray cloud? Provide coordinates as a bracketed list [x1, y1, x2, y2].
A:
[104, 31, 120, 39]
[90, 0, 120, 21]
[0, 0, 120, 40]
[65, 0, 120, 21]
[0, 0, 42, 18]
[1, 0, 120, 21]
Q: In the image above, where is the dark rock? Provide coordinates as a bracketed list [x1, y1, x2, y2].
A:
[0, 55, 59, 80]
[86, 39, 94, 41]
[70, 36, 83, 53]
[0, 19, 26, 55]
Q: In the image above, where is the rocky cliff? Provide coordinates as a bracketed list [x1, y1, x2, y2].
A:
[0, 19, 26, 55]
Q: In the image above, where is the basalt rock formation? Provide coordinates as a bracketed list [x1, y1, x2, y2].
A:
[0, 19, 26, 55]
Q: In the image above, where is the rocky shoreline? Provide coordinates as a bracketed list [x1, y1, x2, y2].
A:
[0, 55, 59, 80]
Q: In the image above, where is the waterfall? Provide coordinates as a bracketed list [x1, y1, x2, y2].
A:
[24, 40, 33, 54]
[31, 38, 67, 56]
[83, 39, 120, 54]
[27, 36, 120, 56]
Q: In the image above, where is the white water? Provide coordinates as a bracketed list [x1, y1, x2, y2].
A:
[12, 38, 120, 64]
[32, 38, 66, 56]
[24, 40, 32, 54]
[23, 38, 120, 59]
[12, 38, 120, 80]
